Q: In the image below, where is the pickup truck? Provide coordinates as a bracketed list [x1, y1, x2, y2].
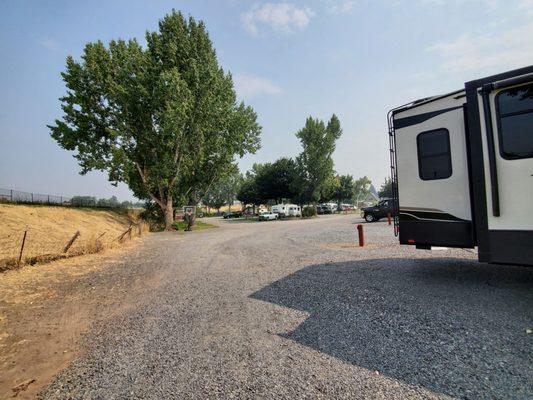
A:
[258, 211, 278, 221]
[361, 198, 397, 222]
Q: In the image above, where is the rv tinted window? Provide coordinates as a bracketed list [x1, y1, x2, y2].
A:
[417, 129, 452, 180]
[496, 83, 533, 159]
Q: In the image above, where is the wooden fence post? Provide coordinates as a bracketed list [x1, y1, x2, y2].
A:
[17, 230, 27, 268]
[63, 231, 81, 253]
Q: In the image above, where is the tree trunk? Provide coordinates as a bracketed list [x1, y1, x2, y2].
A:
[163, 196, 174, 231]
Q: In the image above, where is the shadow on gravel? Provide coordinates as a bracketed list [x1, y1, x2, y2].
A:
[250, 258, 533, 399]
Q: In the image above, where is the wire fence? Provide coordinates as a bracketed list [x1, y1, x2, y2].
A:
[0, 188, 137, 208]
[0, 188, 71, 205]
[0, 222, 148, 272]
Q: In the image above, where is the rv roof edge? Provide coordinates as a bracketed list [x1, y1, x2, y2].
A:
[390, 89, 464, 115]
[492, 71, 533, 90]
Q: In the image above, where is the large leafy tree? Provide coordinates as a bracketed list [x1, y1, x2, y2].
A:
[49, 11, 261, 229]
[293, 115, 342, 204]
[255, 157, 298, 204]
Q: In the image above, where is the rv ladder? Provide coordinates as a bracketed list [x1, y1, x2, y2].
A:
[387, 110, 400, 237]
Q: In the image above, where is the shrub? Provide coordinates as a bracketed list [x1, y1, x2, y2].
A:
[302, 205, 317, 218]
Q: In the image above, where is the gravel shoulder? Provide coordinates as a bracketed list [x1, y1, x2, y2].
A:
[4, 215, 532, 399]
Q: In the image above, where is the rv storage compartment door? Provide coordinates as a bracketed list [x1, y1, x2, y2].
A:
[478, 80, 533, 265]
[394, 100, 474, 248]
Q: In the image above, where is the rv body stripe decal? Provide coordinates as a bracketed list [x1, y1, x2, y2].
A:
[394, 106, 463, 129]
[399, 210, 468, 222]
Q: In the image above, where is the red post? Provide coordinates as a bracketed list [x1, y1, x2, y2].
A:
[387, 213, 392, 225]
[357, 224, 364, 247]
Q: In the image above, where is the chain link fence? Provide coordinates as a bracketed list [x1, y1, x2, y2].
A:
[0, 188, 70, 205]
[0, 188, 141, 208]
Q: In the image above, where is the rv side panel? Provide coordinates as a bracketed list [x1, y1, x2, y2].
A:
[393, 93, 475, 248]
[466, 66, 533, 266]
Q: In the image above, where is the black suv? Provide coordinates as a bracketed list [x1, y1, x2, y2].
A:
[361, 198, 397, 222]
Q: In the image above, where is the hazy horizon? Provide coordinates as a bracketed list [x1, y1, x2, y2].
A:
[1, 0, 532, 201]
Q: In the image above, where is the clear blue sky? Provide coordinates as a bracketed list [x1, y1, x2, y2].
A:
[1, 0, 531, 201]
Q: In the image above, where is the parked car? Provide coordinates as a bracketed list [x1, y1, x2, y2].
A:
[223, 211, 242, 219]
[319, 203, 337, 214]
[361, 198, 397, 222]
[339, 204, 356, 212]
[258, 211, 278, 221]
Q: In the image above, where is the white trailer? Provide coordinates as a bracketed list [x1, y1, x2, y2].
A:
[272, 204, 301, 217]
[389, 66, 533, 266]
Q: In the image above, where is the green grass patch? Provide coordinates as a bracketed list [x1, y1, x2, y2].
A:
[172, 220, 218, 231]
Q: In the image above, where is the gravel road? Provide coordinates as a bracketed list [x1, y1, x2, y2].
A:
[41, 215, 533, 399]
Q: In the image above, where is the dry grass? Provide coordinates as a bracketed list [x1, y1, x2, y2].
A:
[0, 204, 149, 271]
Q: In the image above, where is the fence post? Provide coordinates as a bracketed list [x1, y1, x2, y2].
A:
[10, 189, 13, 202]
[47, 195, 50, 204]
[63, 231, 81, 253]
[18, 230, 27, 268]
[31, 193, 34, 203]
[60, 196, 62, 204]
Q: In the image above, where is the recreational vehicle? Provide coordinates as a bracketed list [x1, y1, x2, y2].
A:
[272, 204, 301, 217]
[389, 66, 533, 266]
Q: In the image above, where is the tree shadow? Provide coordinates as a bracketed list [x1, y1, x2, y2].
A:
[250, 258, 533, 399]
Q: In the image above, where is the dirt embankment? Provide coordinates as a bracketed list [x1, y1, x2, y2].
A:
[0, 238, 157, 399]
[0, 204, 147, 271]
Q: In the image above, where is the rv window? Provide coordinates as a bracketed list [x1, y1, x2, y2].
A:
[416, 129, 452, 180]
[496, 83, 533, 159]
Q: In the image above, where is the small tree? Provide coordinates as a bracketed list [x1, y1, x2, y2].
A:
[237, 172, 262, 215]
[331, 174, 355, 210]
[202, 169, 242, 214]
[71, 196, 97, 207]
[220, 170, 243, 212]
[354, 176, 372, 203]
[49, 11, 261, 230]
[97, 195, 119, 208]
[378, 177, 393, 198]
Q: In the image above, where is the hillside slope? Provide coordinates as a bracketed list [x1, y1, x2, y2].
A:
[0, 204, 142, 269]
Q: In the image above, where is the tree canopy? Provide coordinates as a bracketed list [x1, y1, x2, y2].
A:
[49, 11, 261, 229]
[354, 176, 372, 202]
[330, 175, 356, 206]
[378, 177, 393, 198]
[293, 115, 342, 204]
[202, 169, 242, 212]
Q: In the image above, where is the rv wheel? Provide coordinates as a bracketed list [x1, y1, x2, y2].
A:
[364, 213, 375, 223]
